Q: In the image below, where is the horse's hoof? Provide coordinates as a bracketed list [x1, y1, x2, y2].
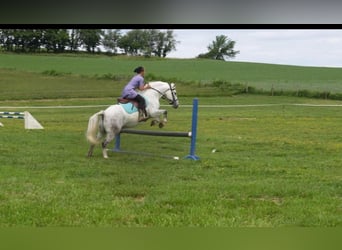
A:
[150, 120, 158, 126]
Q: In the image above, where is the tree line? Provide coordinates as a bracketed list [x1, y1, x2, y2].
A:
[0, 29, 178, 57]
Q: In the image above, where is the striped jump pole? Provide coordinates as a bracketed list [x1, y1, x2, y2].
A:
[113, 98, 199, 160]
[0, 111, 25, 118]
[0, 112, 25, 122]
[0, 111, 44, 129]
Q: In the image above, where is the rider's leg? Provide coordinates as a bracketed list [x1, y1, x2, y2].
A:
[134, 94, 147, 117]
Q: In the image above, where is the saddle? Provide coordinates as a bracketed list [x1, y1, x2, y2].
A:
[117, 98, 139, 108]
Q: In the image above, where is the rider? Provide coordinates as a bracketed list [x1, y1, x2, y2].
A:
[120, 66, 151, 121]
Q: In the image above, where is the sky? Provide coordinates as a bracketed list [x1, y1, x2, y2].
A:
[166, 29, 342, 68]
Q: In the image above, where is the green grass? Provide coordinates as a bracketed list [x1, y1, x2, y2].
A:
[0, 96, 341, 226]
[1, 53, 342, 94]
[0, 53, 341, 227]
[0, 68, 243, 101]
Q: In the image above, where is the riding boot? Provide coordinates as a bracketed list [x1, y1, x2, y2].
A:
[142, 107, 148, 117]
[135, 95, 148, 121]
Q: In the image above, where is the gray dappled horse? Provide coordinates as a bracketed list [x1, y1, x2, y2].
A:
[86, 81, 179, 158]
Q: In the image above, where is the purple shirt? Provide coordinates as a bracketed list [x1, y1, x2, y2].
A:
[121, 75, 144, 99]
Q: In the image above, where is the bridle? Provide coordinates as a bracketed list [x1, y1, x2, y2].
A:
[150, 83, 178, 106]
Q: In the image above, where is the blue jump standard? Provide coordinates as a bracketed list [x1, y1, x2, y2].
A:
[185, 98, 200, 160]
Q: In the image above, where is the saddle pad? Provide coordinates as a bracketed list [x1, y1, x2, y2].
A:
[119, 102, 138, 114]
[118, 95, 148, 114]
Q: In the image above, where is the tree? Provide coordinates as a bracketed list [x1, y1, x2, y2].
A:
[198, 35, 239, 61]
[79, 29, 103, 53]
[0, 28, 178, 56]
[0, 29, 16, 51]
[117, 29, 148, 56]
[144, 29, 159, 57]
[43, 29, 69, 53]
[68, 29, 82, 52]
[18, 29, 44, 52]
[151, 29, 178, 58]
[102, 29, 121, 54]
[117, 29, 178, 57]
[1, 29, 44, 52]
[1, 29, 16, 51]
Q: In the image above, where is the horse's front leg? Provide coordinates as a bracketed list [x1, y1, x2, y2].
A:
[160, 109, 168, 128]
[150, 109, 167, 128]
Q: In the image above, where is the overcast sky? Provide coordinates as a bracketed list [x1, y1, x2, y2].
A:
[166, 30, 342, 68]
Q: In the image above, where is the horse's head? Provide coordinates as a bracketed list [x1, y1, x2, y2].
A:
[166, 83, 179, 109]
[149, 81, 179, 109]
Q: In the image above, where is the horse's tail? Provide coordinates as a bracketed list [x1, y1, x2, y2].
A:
[86, 110, 105, 145]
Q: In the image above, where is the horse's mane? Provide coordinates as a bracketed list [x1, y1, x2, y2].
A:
[139, 81, 175, 97]
[148, 81, 167, 87]
[139, 81, 167, 94]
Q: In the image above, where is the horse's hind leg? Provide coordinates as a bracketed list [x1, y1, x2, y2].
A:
[87, 144, 95, 157]
[87, 131, 103, 157]
[102, 132, 115, 159]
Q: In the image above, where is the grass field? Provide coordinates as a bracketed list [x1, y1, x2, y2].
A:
[1, 53, 342, 94]
[0, 53, 341, 227]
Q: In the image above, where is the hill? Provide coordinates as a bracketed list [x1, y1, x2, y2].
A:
[1, 53, 342, 100]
